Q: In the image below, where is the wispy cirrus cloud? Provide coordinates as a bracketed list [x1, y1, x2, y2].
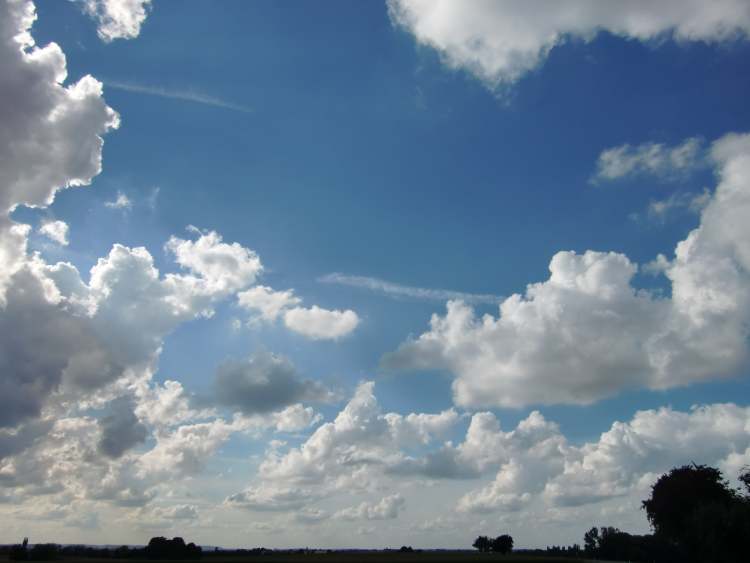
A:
[104, 80, 253, 113]
[591, 137, 707, 184]
[319, 273, 503, 305]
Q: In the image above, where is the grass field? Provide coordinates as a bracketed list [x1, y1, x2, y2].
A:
[1, 554, 594, 563]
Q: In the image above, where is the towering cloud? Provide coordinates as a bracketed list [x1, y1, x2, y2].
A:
[385, 133, 750, 408]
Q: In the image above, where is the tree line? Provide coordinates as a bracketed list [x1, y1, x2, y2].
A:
[475, 464, 749, 562]
[4, 537, 202, 561]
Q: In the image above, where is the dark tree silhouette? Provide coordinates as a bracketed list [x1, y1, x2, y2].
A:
[642, 464, 737, 543]
[739, 466, 750, 494]
[642, 464, 750, 563]
[9, 539, 32, 561]
[28, 544, 59, 561]
[472, 535, 491, 552]
[490, 534, 513, 554]
[145, 537, 201, 560]
[583, 526, 599, 555]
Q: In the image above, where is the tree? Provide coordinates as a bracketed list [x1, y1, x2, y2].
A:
[491, 534, 513, 554]
[472, 536, 491, 553]
[642, 463, 737, 543]
[145, 537, 201, 560]
[583, 526, 599, 555]
[642, 464, 750, 563]
[739, 466, 750, 495]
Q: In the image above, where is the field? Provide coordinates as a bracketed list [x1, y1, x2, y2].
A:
[1, 554, 593, 563]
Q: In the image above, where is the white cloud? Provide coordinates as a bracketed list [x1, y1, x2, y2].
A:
[104, 191, 132, 210]
[238, 285, 301, 322]
[388, 0, 750, 89]
[165, 227, 262, 299]
[239, 383, 461, 527]
[543, 403, 750, 508]
[237, 285, 360, 341]
[283, 306, 360, 341]
[645, 189, 711, 220]
[0, 0, 119, 215]
[225, 485, 320, 512]
[319, 273, 502, 305]
[385, 132, 750, 408]
[0, 227, 264, 430]
[38, 220, 69, 246]
[0, 0, 350, 532]
[592, 137, 706, 183]
[81, 0, 152, 42]
[228, 382, 750, 533]
[252, 382, 457, 493]
[450, 403, 750, 514]
[137, 416, 248, 479]
[293, 507, 329, 524]
[134, 380, 201, 429]
[272, 404, 322, 433]
[334, 493, 405, 521]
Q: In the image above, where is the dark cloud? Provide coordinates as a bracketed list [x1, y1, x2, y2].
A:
[214, 350, 330, 415]
[98, 397, 148, 458]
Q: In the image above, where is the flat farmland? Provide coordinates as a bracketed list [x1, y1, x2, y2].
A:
[0, 554, 593, 563]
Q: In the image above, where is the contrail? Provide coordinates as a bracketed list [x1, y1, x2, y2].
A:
[104, 80, 253, 113]
[319, 273, 503, 305]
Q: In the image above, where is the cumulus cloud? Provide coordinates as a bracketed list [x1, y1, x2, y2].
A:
[229, 383, 750, 525]
[137, 416, 250, 479]
[282, 306, 360, 341]
[213, 351, 332, 415]
[97, 396, 147, 458]
[0, 228, 265, 431]
[237, 285, 360, 341]
[81, 0, 152, 42]
[0, 420, 53, 460]
[134, 380, 202, 429]
[38, 219, 69, 245]
[388, 0, 750, 88]
[592, 137, 706, 183]
[385, 132, 750, 408]
[449, 403, 750, 514]
[0, 0, 119, 215]
[166, 227, 263, 297]
[238, 285, 301, 322]
[104, 191, 132, 210]
[226, 485, 320, 512]
[271, 404, 322, 433]
[0, 0, 349, 525]
[258, 382, 459, 487]
[222, 383, 456, 516]
[542, 403, 750, 508]
[134, 504, 199, 529]
[334, 493, 405, 521]
[0, 415, 154, 505]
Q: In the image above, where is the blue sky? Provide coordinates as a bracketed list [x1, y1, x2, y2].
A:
[2, 0, 750, 549]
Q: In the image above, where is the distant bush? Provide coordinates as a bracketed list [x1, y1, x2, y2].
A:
[9, 545, 27, 561]
[28, 544, 59, 561]
[145, 537, 202, 560]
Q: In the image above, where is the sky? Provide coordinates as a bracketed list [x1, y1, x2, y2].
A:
[2, 0, 750, 550]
